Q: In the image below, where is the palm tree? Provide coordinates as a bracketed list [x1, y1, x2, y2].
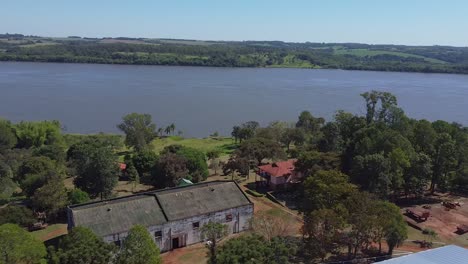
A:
[164, 125, 171, 136]
[170, 123, 176, 135]
[157, 128, 164, 137]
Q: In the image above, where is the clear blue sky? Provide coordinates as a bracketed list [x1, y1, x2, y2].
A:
[2, 0, 468, 46]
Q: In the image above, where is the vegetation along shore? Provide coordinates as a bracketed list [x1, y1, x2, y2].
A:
[2, 33, 468, 74]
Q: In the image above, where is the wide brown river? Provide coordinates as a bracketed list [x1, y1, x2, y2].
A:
[1, 62, 467, 137]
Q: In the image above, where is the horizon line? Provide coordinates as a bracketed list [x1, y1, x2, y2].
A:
[2, 32, 467, 49]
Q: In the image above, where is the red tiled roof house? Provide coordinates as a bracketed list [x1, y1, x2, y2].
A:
[257, 159, 303, 189]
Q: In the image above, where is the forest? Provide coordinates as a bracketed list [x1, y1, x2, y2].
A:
[2, 33, 468, 74]
[1, 90, 467, 263]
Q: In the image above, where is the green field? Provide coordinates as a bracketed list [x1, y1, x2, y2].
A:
[334, 48, 447, 64]
[268, 54, 317, 68]
[150, 136, 236, 155]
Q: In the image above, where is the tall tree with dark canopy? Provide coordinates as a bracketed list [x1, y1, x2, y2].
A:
[360, 90, 397, 124]
[296, 111, 324, 134]
[161, 145, 209, 182]
[152, 152, 188, 188]
[237, 137, 286, 165]
[117, 113, 157, 151]
[32, 178, 68, 218]
[71, 143, 119, 199]
[116, 225, 162, 264]
[130, 150, 159, 178]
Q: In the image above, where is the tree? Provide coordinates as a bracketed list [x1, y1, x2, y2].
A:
[403, 153, 432, 197]
[163, 145, 208, 182]
[296, 111, 324, 134]
[250, 213, 290, 242]
[51, 227, 114, 264]
[15, 120, 63, 149]
[351, 153, 392, 197]
[232, 121, 259, 143]
[32, 178, 68, 218]
[21, 170, 63, 198]
[207, 149, 221, 161]
[360, 91, 397, 124]
[200, 222, 228, 264]
[430, 133, 456, 192]
[131, 150, 158, 178]
[377, 202, 407, 255]
[117, 113, 157, 151]
[301, 170, 356, 213]
[126, 163, 140, 191]
[280, 127, 306, 151]
[209, 158, 221, 176]
[72, 144, 119, 199]
[116, 225, 162, 264]
[152, 152, 188, 188]
[164, 125, 171, 136]
[0, 223, 47, 264]
[237, 137, 286, 165]
[302, 208, 346, 261]
[67, 188, 90, 205]
[0, 206, 36, 228]
[33, 144, 66, 164]
[412, 119, 436, 154]
[222, 154, 249, 178]
[231, 126, 240, 143]
[216, 234, 295, 264]
[0, 120, 17, 151]
[343, 192, 377, 258]
[18, 156, 58, 183]
[318, 122, 343, 152]
[0, 176, 16, 201]
[295, 150, 341, 176]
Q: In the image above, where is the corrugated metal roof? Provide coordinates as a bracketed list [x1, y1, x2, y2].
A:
[69, 181, 252, 236]
[380, 245, 468, 264]
[71, 195, 167, 237]
[156, 181, 251, 221]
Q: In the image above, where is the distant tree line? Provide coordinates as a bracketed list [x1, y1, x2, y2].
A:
[2, 36, 468, 73]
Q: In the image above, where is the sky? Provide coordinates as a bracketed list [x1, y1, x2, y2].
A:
[2, 0, 468, 46]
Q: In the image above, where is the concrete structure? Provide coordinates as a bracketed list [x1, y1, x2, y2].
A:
[379, 245, 468, 264]
[67, 181, 253, 251]
[257, 159, 303, 189]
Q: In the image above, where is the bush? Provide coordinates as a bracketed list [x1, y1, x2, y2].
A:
[68, 188, 90, 205]
[246, 189, 264, 197]
[0, 206, 36, 227]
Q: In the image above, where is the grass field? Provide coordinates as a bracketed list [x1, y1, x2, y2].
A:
[150, 136, 236, 154]
[334, 48, 446, 64]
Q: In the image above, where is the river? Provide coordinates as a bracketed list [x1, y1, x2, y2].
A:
[1, 62, 467, 137]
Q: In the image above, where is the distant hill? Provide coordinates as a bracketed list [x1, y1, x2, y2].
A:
[1, 34, 468, 74]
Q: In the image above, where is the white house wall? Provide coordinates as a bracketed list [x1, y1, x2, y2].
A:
[102, 204, 254, 252]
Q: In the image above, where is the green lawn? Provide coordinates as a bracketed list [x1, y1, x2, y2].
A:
[150, 136, 237, 155]
[334, 48, 446, 64]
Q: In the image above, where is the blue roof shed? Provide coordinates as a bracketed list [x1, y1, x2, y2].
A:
[379, 245, 468, 264]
